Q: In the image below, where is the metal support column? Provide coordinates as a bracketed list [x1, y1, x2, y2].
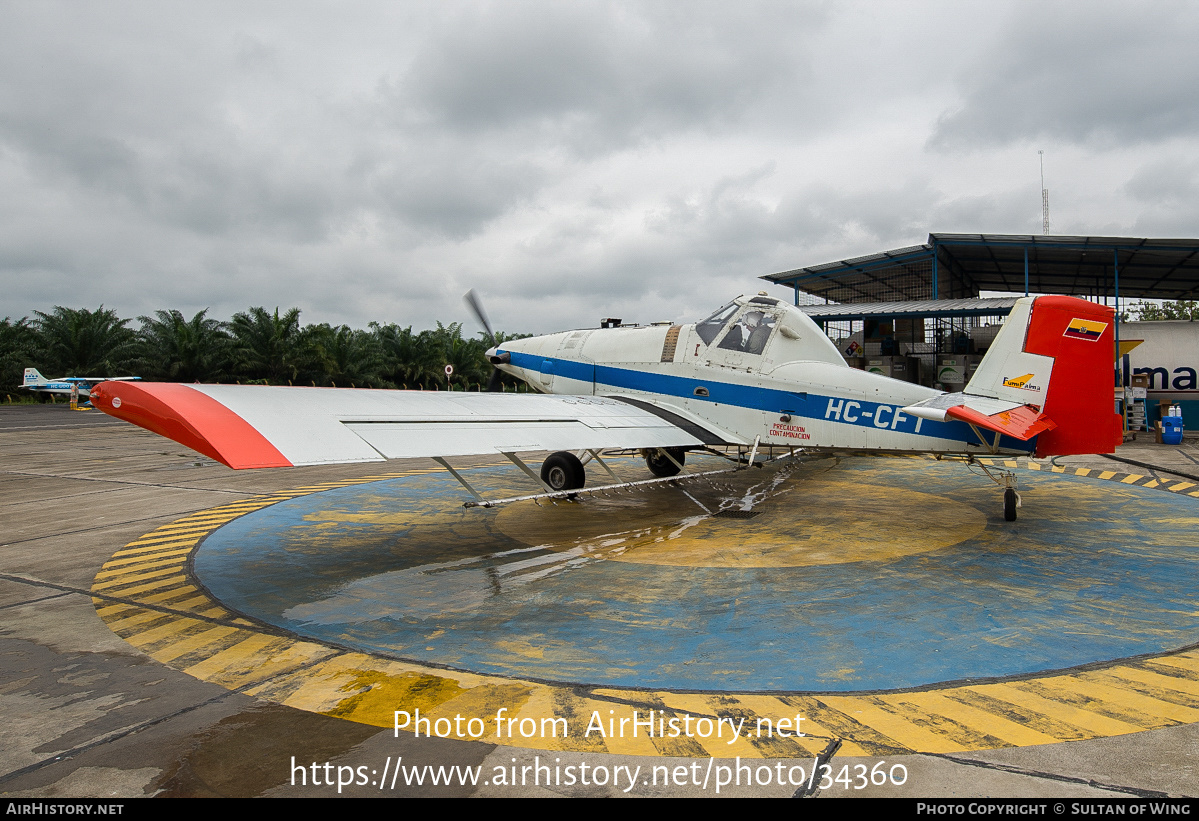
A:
[931, 239, 938, 300]
[1024, 246, 1029, 296]
[1114, 249, 1121, 387]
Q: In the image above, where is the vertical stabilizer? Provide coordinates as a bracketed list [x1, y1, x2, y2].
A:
[965, 296, 1121, 456]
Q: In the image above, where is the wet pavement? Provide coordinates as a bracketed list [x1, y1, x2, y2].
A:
[2, 404, 1197, 798]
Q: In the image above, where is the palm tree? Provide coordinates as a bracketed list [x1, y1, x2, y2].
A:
[426, 322, 490, 390]
[137, 309, 233, 382]
[371, 323, 424, 388]
[305, 323, 384, 387]
[33, 306, 138, 376]
[229, 307, 309, 384]
[0, 317, 41, 399]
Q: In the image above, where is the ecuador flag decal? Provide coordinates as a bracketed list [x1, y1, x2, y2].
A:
[1064, 317, 1108, 342]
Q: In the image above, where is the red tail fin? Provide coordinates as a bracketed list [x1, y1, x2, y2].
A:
[1025, 296, 1122, 457]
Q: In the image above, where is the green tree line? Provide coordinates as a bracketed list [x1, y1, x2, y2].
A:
[1121, 299, 1199, 322]
[0, 306, 530, 400]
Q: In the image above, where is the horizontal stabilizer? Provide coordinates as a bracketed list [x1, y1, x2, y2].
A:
[902, 392, 1056, 441]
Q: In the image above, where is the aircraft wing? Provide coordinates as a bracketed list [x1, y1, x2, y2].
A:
[89, 382, 705, 469]
[902, 392, 1057, 441]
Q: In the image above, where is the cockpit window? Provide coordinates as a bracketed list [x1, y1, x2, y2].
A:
[717, 310, 777, 355]
[695, 301, 740, 345]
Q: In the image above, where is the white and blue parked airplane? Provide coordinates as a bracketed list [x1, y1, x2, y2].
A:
[22, 368, 140, 400]
[91, 292, 1120, 520]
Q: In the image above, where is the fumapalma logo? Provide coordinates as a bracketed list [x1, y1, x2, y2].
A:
[1002, 374, 1042, 392]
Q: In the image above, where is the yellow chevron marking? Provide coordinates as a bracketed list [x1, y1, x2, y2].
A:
[138, 586, 209, 605]
[1095, 668, 1199, 708]
[162, 594, 222, 613]
[92, 566, 186, 590]
[103, 609, 174, 634]
[895, 690, 1060, 747]
[1144, 652, 1199, 676]
[152, 625, 243, 663]
[969, 681, 1143, 739]
[184, 634, 325, 688]
[124, 616, 201, 647]
[1169, 482, 1195, 492]
[110, 541, 200, 558]
[1037, 676, 1199, 726]
[1098, 471, 1116, 480]
[123, 535, 204, 549]
[1121, 474, 1144, 483]
[816, 695, 964, 753]
[93, 575, 188, 598]
[94, 552, 190, 578]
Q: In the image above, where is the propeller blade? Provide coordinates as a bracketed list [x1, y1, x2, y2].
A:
[463, 289, 496, 347]
[465, 289, 507, 392]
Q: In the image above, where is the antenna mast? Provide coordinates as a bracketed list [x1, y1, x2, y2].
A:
[1039, 150, 1050, 235]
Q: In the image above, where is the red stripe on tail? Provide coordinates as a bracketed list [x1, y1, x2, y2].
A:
[1023, 296, 1123, 457]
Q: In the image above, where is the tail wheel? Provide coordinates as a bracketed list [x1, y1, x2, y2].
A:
[645, 447, 685, 478]
[1003, 487, 1018, 522]
[541, 452, 586, 491]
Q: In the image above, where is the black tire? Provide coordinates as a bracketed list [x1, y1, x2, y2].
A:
[541, 451, 586, 491]
[1004, 488, 1018, 522]
[645, 447, 685, 478]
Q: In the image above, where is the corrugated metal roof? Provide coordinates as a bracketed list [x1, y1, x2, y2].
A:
[798, 297, 1021, 320]
[763, 233, 1199, 303]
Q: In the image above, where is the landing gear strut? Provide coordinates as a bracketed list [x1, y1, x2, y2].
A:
[970, 456, 1020, 522]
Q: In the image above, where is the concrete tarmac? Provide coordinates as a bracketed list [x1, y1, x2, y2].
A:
[2, 404, 1197, 798]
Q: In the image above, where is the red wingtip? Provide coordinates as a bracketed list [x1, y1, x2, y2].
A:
[91, 382, 292, 469]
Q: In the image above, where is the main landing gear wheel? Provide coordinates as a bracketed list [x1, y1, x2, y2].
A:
[644, 447, 686, 478]
[1003, 487, 1019, 521]
[541, 451, 586, 491]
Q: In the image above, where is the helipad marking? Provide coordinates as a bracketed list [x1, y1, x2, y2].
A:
[92, 459, 1199, 757]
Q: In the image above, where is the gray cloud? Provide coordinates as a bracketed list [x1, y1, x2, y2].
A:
[930, 1, 1199, 149]
[395, 3, 819, 151]
[1, 2, 1196, 336]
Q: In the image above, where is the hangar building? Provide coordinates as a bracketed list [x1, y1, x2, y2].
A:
[761, 233, 1199, 427]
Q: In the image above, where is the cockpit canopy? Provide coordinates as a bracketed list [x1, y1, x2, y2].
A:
[695, 295, 783, 354]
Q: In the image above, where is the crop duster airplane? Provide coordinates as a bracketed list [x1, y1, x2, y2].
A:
[91, 292, 1121, 521]
[22, 368, 140, 399]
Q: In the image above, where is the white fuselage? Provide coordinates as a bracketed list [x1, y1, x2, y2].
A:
[492, 296, 1029, 456]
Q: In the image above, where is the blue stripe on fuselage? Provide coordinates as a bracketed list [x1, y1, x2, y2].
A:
[505, 350, 1032, 452]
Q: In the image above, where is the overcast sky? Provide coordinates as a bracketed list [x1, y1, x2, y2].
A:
[2, 1, 1197, 334]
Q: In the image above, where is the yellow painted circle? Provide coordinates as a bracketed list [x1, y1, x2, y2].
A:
[495, 476, 987, 568]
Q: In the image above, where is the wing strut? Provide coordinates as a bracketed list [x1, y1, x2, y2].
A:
[501, 451, 554, 492]
[584, 449, 621, 481]
[431, 457, 484, 502]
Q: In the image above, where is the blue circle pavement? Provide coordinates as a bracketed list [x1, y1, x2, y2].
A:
[192, 458, 1199, 692]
